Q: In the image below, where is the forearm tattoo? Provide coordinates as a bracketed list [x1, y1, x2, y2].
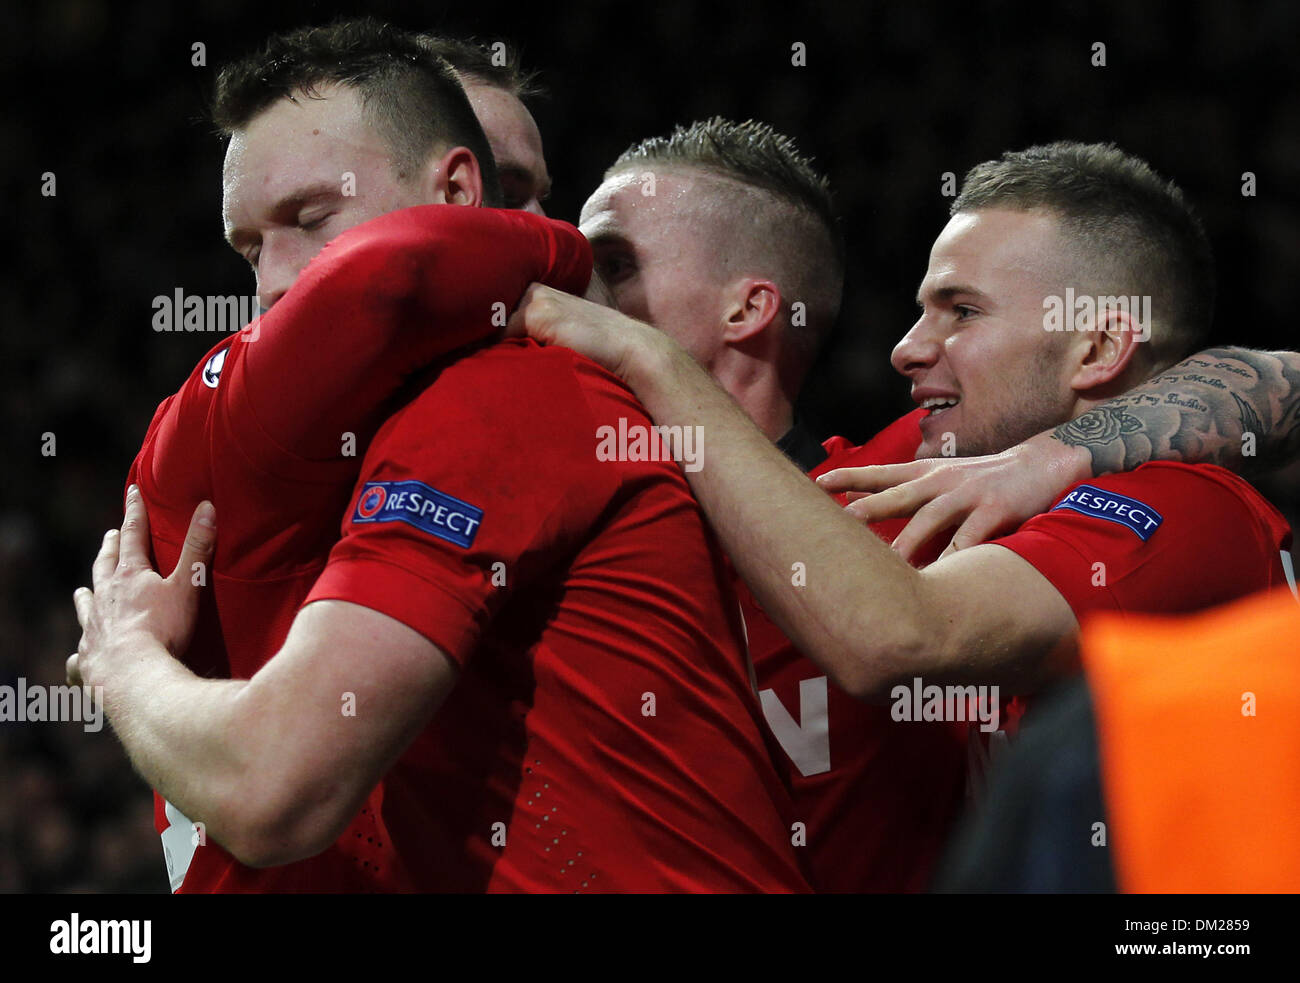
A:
[1051, 348, 1300, 477]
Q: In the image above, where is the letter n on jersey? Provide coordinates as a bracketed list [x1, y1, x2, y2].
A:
[760, 677, 831, 776]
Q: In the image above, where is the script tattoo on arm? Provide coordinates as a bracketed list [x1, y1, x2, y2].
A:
[1052, 347, 1300, 477]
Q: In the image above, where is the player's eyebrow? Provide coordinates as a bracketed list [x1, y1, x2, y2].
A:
[499, 164, 552, 202]
[581, 217, 627, 248]
[586, 233, 638, 266]
[225, 227, 256, 252]
[915, 282, 990, 307]
[224, 183, 342, 247]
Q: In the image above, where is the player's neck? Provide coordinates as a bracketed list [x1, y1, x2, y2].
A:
[717, 369, 794, 443]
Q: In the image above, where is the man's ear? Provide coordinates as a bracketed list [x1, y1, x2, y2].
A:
[722, 278, 782, 345]
[1069, 304, 1146, 392]
[421, 146, 484, 207]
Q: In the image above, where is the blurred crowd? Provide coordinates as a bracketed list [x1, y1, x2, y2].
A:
[3, 0, 1298, 892]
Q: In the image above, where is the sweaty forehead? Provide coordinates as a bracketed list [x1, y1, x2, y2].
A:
[464, 85, 547, 176]
[221, 87, 390, 217]
[579, 168, 715, 239]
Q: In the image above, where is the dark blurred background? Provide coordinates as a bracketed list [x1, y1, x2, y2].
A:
[3, 0, 1297, 892]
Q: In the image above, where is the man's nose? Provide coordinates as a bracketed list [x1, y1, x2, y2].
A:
[891, 316, 943, 378]
[257, 280, 287, 311]
[255, 237, 306, 310]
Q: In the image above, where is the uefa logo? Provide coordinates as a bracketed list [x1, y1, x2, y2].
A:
[356, 485, 387, 519]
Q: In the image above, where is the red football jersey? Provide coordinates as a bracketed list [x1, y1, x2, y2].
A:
[744, 410, 969, 893]
[125, 205, 592, 891]
[749, 411, 1294, 894]
[993, 462, 1293, 619]
[304, 339, 811, 893]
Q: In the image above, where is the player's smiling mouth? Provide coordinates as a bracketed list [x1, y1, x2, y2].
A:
[921, 396, 960, 417]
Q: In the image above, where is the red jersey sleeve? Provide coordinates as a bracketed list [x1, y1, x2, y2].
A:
[130, 208, 591, 668]
[125, 392, 174, 498]
[304, 339, 628, 665]
[225, 205, 591, 468]
[993, 462, 1293, 622]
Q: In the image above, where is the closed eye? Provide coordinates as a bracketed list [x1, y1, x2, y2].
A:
[298, 212, 332, 233]
[596, 252, 636, 284]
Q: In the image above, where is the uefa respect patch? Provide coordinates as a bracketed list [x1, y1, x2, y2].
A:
[352, 480, 483, 548]
[1051, 484, 1163, 541]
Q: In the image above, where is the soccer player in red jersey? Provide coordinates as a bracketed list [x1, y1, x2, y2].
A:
[573, 120, 968, 891]
[514, 136, 1299, 891]
[96, 23, 590, 891]
[71, 23, 808, 893]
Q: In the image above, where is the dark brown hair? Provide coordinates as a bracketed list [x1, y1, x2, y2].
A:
[212, 17, 501, 205]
